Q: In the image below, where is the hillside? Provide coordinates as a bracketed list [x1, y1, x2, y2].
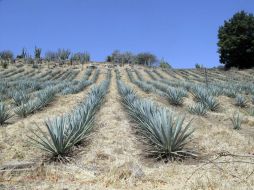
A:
[0, 63, 254, 190]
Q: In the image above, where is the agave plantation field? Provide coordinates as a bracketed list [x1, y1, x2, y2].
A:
[0, 63, 254, 189]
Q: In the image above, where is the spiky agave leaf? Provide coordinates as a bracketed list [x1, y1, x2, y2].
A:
[11, 91, 30, 106]
[36, 89, 56, 109]
[235, 95, 248, 108]
[208, 86, 223, 97]
[65, 107, 95, 144]
[0, 103, 13, 125]
[223, 88, 237, 98]
[188, 103, 208, 116]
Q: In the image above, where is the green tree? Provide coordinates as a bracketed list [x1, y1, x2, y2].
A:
[17, 48, 27, 59]
[45, 51, 57, 62]
[195, 63, 203, 69]
[57, 49, 71, 65]
[0, 50, 13, 61]
[71, 52, 90, 69]
[218, 11, 254, 69]
[34, 46, 42, 59]
[136, 52, 157, 66]
[106, 55, 112, 62]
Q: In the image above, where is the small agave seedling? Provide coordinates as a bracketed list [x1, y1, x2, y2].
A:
[247, 108, 254, 116]
[230, 111, 243, 130]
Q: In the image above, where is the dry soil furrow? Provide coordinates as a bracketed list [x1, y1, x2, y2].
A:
[67, 69, 144, 189]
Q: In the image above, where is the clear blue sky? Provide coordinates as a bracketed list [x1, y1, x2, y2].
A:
[0, 0, 253, 68]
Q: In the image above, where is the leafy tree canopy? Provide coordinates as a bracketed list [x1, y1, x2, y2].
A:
[218, 11, 254, 69]
[0, 50, 14, 61]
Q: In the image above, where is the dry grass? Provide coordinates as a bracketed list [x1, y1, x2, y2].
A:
[0, 64, 254, 190]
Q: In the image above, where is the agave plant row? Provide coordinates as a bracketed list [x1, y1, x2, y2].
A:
[161, 68, 254, 102]
[0, 67, 102, 125]
[29, 69, 111, 158]
[126, 68, 155, 93]
[134, 69, 189, 107]
[144, 69, 254, 111]
[116, 70, 196, 161]
[61, 68, 99, 95]
[14, 88, 57, 118]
